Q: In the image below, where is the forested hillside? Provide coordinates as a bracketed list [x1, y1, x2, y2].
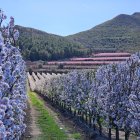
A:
[16, 25, 88, 61]
[16, 12, 140, 61]
[67, 12, 140, 53]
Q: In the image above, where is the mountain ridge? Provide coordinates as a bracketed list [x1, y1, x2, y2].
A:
[66, 12, 140, 53]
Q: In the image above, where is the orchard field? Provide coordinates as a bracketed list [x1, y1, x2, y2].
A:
[0, 9, 140, 140]
[27, 53, 140, 140]
[26, 52, 131, 73]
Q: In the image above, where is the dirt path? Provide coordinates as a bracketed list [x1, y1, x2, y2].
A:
[29, 98, 42, 139]
[22, 92, 85, 140]
[21, 98, 42, 140]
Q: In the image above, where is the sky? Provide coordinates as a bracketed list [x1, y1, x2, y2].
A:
[1, 0, 140, 36]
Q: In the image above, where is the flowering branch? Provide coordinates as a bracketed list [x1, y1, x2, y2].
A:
[0, 9, 19, 47]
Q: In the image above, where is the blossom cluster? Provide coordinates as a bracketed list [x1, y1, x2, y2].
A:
[27, 72, 35, 91]
[0, 10, 26, 140]
[0, 9, 19, 46]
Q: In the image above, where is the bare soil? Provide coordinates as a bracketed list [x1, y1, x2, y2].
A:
[21, 99, 42, 140]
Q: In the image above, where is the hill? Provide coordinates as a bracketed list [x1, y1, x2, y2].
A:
[16, 25, 88, 61]
[16, 12, 140, 61]
[66, 12, 140, 53]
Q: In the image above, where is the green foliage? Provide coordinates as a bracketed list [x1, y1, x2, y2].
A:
[16, 25, 88, 61]
[67, 13, 140, 53]
[72, 133, 81, 139]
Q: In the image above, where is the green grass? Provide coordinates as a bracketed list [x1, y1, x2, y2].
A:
[28, 91, 68, 140]
[71, 133, 81, 139]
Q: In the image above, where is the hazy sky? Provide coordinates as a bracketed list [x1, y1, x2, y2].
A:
[1, 0, 140, 36]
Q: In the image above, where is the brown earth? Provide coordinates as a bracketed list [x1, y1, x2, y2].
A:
[21, 99, 42, 140]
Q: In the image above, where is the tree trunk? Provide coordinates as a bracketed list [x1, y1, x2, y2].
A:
[64, 103, 66, 109]
[85, 111, 88, 124]
[81, 112, 84, 122]
[99, 121, 102, 135]
[97, 117, 102, 135]
[116, 126, 119, 140]
[125, 131, 130, 140]
[108, 128, 111, 140]
[108, 117, 112, 140]
[74, 109, 76, 116]
[92, 118, 96, 130]
[89, 116, 92, 128]
[69, 106, 72, 114]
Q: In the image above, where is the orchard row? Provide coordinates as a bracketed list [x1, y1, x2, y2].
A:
[28, 53, 140, 140]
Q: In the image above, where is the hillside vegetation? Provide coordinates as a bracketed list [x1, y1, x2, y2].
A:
[16, 25, 88, 61]
[17, 12, 140, 61]
[67, 12, 140, 53]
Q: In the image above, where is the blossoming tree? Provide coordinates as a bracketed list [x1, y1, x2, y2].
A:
[0, 9, 26, 140]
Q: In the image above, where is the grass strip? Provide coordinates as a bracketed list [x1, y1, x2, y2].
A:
[28, 91, 67, 140]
